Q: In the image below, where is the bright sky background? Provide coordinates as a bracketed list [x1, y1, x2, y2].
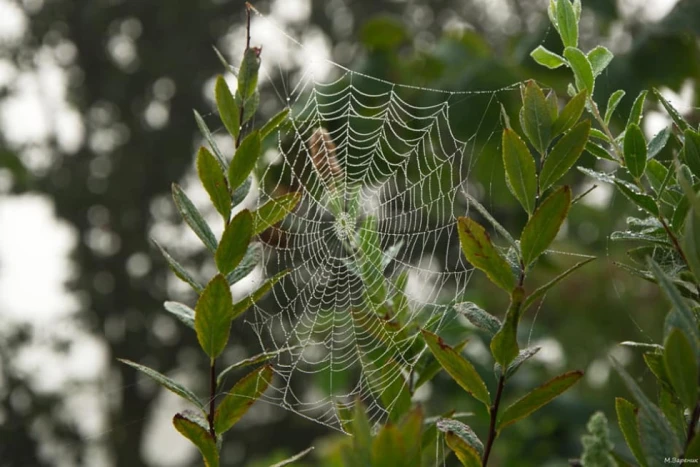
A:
[0, 0, 690, 465]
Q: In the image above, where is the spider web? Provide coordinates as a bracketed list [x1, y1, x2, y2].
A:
[238, 11, 522, 431]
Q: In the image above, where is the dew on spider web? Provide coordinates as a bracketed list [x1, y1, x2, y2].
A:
[236, 8, 522, 431]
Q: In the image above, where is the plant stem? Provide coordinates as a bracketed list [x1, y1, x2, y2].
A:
[208, 360, 217, 438]
[587, 97, 623, 163]
[684, 402, 700, 454]
[235, 6, 252, 149]
[482, 375, 506, 465]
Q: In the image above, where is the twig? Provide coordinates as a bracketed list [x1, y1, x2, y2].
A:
[482, 375, 506, 465]
[208, 361, 217, 437]
[684, 402, 700, 455]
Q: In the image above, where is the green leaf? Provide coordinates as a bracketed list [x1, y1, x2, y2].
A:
[556, 0, 578, 48]
[152, 240, 204, 293]
[495, 346, 542, 380]
[647, 126, 671, 160]
[421, 330, 491, 408]
[540, 120, 590, 191]
[260, 108, 290, 140]
[604, 90, 625, 124]
[228, 131, 261, 193]
[615, 398, 648, 467]
[626, 90, 648, 128]
[118, 359, 205, 411]
[231, 270, 288, 320]
[497, 370, 583, 431]
[685, 203, 700, 282]
[687, 433, 700, 459]
[462, 191, 518, 250]
[173, 412, 219, 467]
[226, 243, 261, 285]
[358, 216, 387, 304]
[172, 183, 218, 253]
[237, 47, 260, 100]
[610, 357, 683, 457]
[643, 352, 673, 390]
[215, 75, 240, 141]
[454, 302, 501, 336]
[587, 45, 613, 76]
[269, 448, 315, 467]
[214, 365, 273, 434]
[502, 129, 537, 214]
[372, 424, 406, 467]
[378, 358, 412, 422]
[490, 287, 525, 368]
[457, 217, 516, 292]
[563, 47, 594, 95]
[437, 418, 484, 457]
[522, 80, 552, 154]
[232, 176, 251, 206]
[683, 129, 700, 179]
[653, 88, 690, 132]
[552, 90, 586, 137]
[253, 193, 301, 235]
[522, 257, 595, 313]
[520, 186, 571, 266]
[197, 146, 231, 221]
[241, 90, 259, 123]
[399, 408, 424, 464]
[623, 123, 647, 179]
[217, 345, 303, 386]
[530, 46, 566, 69]
[163, 301, 195, 329]
[614, 182, 659, 216]
[415, 339, 469, 390]
[585, 141, 616, 161]
[545, 90, 559, 121]
[648, 259, 700, 354]
[215, 210, 253, 275]
[195, 274, 234, 360]
[193, 109, 227, 169]
[664, 329, 699, 409]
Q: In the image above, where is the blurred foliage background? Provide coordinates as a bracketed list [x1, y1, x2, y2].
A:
[0, 0, 699, 466]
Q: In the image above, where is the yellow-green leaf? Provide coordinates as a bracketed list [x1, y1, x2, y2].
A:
[214, 365, 273, 434]
[490, 287, 525, 368]
[372, 424, 406, 467]
[457, 217, 516, 292]
[556, 0, 578, 48]
[253, 193, 301, 236]
[228, 131, 261, 192]
[587, 45, 613, 76]
[421, 330, 491, 408]
[215, 75, 240, 141]
[173, 412, 219, 467]
[604, 90, 625, 125]
[195, 274, 234, 360]
[530, 46, 566, 69]
[215, 210, 253, 275]
[563, 47, 594, 95]
[540, 120, 590, 191]
[497, 370, 583, 431]
[436, 418, 484, 457]
[444, 432, 482, 467]
[237, 47, 260, 100]
[615, 398, 648, 467]
[502, 129, 537, 214]
[520, 186, 571, 266]
[664, 329, 699, 409]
